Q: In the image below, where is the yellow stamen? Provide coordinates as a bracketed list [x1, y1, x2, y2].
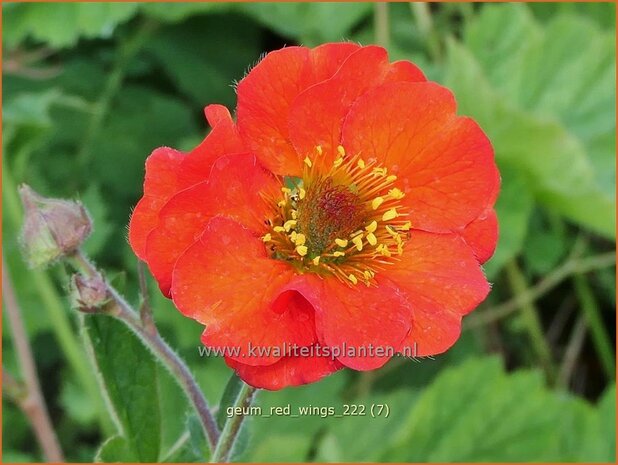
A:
[290, 231, 297, 242]
[357, 159, 366, 169]
[312, 256, 321, 265]
[296, 245, 308, 256]
[352, 235, 364, 251]
[295, 233, 306, 246]
[388, 188, 405, 199]
[333, 251, 345, 257]
[333, 157, 344, 168]
[337, 145, 345, 157]
[386, 175, 397, 182]
[277, 200, 286, 208]
[365, 220, 378, 233]
[273, 226, 285, 233]
[304, 156, 313, 168]
[366, 232, 377, 246]
[281, 187, 291, 194]
[348, 274, 358, 285]
[335, 238, 348, 248]
[399, 221, 412, 231]
[372, 167, 387, 176]
[291, 210, 298, 219]
[382, 208, 398, 222]
[372, 197, 384, 210]
[299, 188, 306, 200]
[284, 220, 297, 231]
[316, 145, 323, 155]
[262, 233, 272, 242]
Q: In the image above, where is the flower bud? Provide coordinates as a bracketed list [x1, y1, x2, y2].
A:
[70, 273, 110, 313]
[19, 184, 92, 268]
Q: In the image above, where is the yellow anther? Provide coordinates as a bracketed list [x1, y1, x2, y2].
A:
[281, 187, 291, 194]
[278, 200, 287, 208]
[352, 235, 364, 251]
[333, 251, 345, 257]
[304, 156, 313, 168]
[377, 244, 392, 257]
[357, 159, 366, 169]
[366, 232, 377, 246]
[291, 210, 298, 219]
[385, 225, 398, 237]
[290, 231, 297, 242]
[312, 256, 321, 265]
[388, 188, 405, 199]
[337, 145, 346, 157]
[382, 208, 398, 222]
[399, 221, 412, 231]
[333, 157, 344, 168]
[284, 219, 297, 231]
[262, 233, 272, 242]
[394, 234, 403, 245]
[273, 226, 285, 233]
[365, 220, 378, 233]
[372, 167, 387, 176]
[296, 245, 308, 256]
[316, 145, 323, 155]
[335, 238, 348, 248]
[386, 175, 397, 182]
[295, 233, 306, 246]
[397, 242, 404, 255]
[371, 197, 384, 210]
[348, 274, 358, 285]
[299, 188, 306, 200]
[363, 270, 374, 280]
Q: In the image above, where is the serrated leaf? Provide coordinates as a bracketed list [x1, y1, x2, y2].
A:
[85, 315, 161, 462]
[445, 4, 616, 238]
[3, 3, 140, 48]
[235, 2, 372, 45]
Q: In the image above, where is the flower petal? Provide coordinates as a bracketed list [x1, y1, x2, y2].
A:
[401, 303, 463, 358]
[288, 46, 425, 165]
[177, 104, 245, 187]
[145, 153, 278, 295]
[385, 230, 490, 356]
[225, 352, 342, 391]
[458, 208, 499, 264]
[171, 217, 316, 366]
[287, 275, 412, 371]
[342, 81, 499, 232]
[236, 43, 363, 176]
[128, 147, 184, 260]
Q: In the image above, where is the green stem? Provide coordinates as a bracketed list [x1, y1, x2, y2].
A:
[2, 162, 113, 434]
[409, 2, 441, 61]
[210, 383, 257, 463]
[374, 2, 390, 49]
[573, 274, 615, 380]
[69, 251, 220, 450]
[505, 260, 556, 383]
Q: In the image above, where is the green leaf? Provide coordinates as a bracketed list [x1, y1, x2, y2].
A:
[144, 15, 263, 108]
[141, 2, 230, 23]
[3, 3, 140, 48]
[95, 435, 136, 462]
[85, 315, 161, 462]
[445, 4, 615, 238]
[216, 374, 245, 430]
[235, 2, 372, 45]
[484, 165, 533, 278]
[381, 357, 615, 461]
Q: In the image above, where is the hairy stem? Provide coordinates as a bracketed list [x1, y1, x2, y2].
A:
[3, 256, 64, 462]
[69, 250, 220, 450]
[211, 383, 258, 463]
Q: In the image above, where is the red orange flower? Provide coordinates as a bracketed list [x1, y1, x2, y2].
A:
[129, 43, 499, 390]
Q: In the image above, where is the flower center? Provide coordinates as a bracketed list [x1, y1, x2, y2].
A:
[262, 145, 411, 286]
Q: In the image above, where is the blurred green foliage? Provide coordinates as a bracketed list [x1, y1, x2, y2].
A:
[2, 2, 616, 463]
